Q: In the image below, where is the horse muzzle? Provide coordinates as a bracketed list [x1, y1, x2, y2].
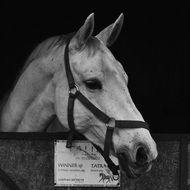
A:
[117, 145, 154, 178]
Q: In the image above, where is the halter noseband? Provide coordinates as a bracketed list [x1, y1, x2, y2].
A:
[64, 34, 149, 175]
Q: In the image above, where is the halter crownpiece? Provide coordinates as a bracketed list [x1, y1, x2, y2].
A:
[64, 34, 149, 175]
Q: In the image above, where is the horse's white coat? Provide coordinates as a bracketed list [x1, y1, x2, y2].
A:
[0, 13, 157, 176]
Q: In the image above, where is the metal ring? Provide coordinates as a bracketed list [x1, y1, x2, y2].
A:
[106, 118, 116, 128]
[69, 84, 79, 95]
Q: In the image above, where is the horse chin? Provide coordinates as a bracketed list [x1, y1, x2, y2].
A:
[128, 162, 152, 178]
[117, 153, 152, 179]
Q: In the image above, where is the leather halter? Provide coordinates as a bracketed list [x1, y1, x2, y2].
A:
[64, 35, 149, 175]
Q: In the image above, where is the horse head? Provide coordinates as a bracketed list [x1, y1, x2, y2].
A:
[54, 13, 158, 178]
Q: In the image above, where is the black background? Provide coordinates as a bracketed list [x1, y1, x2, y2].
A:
[1, 6, 188, 133]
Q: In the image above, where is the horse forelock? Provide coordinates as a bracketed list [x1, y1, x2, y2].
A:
[84, 36, 102, 57]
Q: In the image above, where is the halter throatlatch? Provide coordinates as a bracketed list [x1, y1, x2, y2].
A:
[64, 35, 149, 175]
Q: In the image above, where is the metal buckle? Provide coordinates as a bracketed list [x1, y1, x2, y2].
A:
[106, 118, 116, 129]
[69, 84, 79, 95]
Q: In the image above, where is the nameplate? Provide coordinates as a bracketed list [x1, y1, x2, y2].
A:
[54, 140, 120, 187]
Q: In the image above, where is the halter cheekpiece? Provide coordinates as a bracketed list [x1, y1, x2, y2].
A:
[64, 34, 149, 175]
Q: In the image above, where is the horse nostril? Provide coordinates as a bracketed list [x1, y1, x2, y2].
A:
[135, 146, 148, 166]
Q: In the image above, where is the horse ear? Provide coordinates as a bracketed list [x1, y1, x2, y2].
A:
[73, 13, 94, 49]
[96, 13, 124, 47]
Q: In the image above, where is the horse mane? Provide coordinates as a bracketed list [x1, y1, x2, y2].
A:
[22, 35, 67, 73]
[0, 34, 67, 122]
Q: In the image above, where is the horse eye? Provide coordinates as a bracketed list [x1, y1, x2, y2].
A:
[84, 79, 102, 90]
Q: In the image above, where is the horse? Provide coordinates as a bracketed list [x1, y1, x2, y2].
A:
[0, 13, 157, 178]
[99, 172, 113, 183]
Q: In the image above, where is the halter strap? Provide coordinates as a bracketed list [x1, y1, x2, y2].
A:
[64, 33, 77, 90]
[64, 34, 149, 176]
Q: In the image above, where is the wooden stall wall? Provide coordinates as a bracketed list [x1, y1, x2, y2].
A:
[0, 133, 189, 190]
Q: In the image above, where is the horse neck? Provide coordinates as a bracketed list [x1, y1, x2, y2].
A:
[0, 57, 59, 132]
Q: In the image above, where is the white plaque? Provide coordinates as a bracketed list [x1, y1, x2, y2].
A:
[54, 140, 120, 187]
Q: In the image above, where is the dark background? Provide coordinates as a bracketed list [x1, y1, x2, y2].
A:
[1, 7, 188, 133]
